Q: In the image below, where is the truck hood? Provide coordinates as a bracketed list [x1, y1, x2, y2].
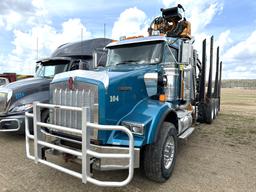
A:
[4, 77, 51, 92]
[0, 77, 51, 112]
[52, 65, 156, 88]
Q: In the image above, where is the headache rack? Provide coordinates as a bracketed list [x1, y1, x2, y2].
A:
[25, 102, 134, 187]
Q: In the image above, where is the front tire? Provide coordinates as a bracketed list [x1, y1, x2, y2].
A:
[143, 122, 177, 182]
[41, 109, 50, 132]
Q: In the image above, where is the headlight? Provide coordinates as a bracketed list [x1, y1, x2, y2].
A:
[121, 121, 144, 135]
[0, 88, 12, 102]
[11, 104, 33, 112]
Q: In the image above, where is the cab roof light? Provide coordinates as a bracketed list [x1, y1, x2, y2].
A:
[119, 35, 144, 41]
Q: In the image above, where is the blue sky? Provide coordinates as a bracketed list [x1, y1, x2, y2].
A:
[0, 0, 256, 79]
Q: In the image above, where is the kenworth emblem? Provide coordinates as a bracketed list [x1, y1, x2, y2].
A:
[68, 77, 74, 90]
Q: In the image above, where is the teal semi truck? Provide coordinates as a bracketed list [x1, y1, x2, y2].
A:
[25, 5, 222, 187]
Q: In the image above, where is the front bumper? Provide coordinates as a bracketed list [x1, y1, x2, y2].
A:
[25, 102, 137, 187]
[40, 129, 140, 170]
[0, 114, 28, 133]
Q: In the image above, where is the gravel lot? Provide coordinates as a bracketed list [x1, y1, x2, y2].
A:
[0, 88, 255, 192]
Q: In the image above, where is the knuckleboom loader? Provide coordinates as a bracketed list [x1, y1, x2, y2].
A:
[25, 5, 222, 187]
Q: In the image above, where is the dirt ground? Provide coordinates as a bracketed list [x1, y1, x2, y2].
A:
[0, 88, 255, 192]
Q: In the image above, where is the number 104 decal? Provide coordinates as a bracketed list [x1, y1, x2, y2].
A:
[110, 95, 119, 102]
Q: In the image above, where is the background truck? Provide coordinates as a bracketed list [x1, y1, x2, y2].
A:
[0, 73, 34, 84]
[25, 5, 222, 187]
[0, 38, 111, 133]
[0, 73, 17, 83]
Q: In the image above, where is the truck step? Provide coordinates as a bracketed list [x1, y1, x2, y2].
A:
[178, 127, 195, 139]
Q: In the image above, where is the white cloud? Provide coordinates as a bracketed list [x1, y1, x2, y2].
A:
[0, 0, 63, 32]
[111, 7, 149, 39]
[222, 30, 256, 79]
[4, 11, 23, 30]
[0, 0, 43, 31]
[0, 19, 91, 74]
[223, 30, 256, 63]
[0, 17, 4, 27]
[215, 30, 233, 53]
[31, 0, 48, 17]
[0, 11, 22, 31]
[162, 0, 175, 7]
[224, 71, 256, 79]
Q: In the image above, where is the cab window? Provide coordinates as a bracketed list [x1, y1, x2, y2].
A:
[162, 44, 177, 64]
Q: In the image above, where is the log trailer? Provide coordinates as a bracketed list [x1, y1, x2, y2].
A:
[25, 5, 222, 187]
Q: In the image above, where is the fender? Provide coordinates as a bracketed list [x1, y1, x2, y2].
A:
[145, 101, 178, 144]
[108, 98, 175, 147]
[153, 108, 178, 143]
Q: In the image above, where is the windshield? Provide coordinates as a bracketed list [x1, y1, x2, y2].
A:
[35, 63, 68, 78]
[106, 42, 163, 66]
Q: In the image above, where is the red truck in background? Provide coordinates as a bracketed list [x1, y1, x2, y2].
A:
[0, 73, 34, 86]
[0, 73, 17, 83]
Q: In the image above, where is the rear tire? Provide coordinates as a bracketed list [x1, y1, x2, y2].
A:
[205, 101, 214, 124]
[215, 99, 219, 116]
[143, 122, 177, 182]
[213, 100, 217, 119]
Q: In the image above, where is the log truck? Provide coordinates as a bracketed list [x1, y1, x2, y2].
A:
[25, 5, 222, 187]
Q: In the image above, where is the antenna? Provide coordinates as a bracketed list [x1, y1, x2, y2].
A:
[104, 23, 106, 39]
[81, 28, 83, 42]
[81, 28, 83, 55]
[36, 37, 39, 60]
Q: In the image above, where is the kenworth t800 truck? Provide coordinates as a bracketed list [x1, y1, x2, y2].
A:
[25, 5, 222, 187]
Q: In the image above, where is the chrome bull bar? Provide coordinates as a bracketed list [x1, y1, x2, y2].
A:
[25, 102, 134, 187]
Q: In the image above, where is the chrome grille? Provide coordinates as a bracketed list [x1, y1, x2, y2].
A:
[52, 89, 94, 128]
[50, 83, 99, 139]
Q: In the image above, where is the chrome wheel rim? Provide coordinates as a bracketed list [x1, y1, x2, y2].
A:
[163, 136, 175, 169]
[211, 108, 214, 120]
